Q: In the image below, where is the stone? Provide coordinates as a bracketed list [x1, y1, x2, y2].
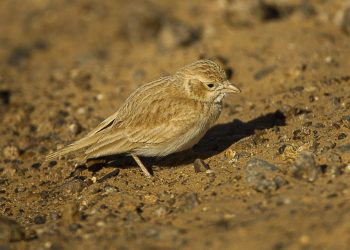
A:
[246, 158, 280, 172]
[0, 90, 11, 105]
[193, 159, 210, 173]
[0, 216, 25, 242]
[245, 158, 283, 193]
[2, 146, 20, 161]
[290, 151, 318, 182]
[33, 215, 46, 225]
[180, 193, 199, 211]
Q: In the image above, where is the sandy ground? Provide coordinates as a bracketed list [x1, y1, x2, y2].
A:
[1, 0, 350, 249]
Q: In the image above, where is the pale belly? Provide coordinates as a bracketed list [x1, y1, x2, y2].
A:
[135, 102, 222, 157]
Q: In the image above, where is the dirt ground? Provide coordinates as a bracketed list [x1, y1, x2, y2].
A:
[1, 0, 350, 249]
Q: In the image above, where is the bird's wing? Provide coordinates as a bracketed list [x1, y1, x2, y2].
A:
[86, 76, 173, 137]
[85, 110, 121, 137]
[126, 98, 202, 144]
[85, 97, 203, 157]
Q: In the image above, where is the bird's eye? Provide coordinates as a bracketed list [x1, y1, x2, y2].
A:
[206, 83, 215, 88]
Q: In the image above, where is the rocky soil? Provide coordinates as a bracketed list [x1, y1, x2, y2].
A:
[1, 0, 350, 249]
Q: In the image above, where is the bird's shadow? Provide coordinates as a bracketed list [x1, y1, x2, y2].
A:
[83, 110, 286, 174]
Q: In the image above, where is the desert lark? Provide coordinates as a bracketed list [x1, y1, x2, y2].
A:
[47, 59, 241, 176]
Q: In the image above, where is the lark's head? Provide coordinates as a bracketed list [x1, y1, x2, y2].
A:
[175, 59, 241, 103]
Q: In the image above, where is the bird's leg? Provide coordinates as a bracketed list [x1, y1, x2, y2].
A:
[131, 154, 152, 177]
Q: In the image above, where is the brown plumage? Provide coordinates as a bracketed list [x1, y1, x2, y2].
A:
[46, 59, 241, 176]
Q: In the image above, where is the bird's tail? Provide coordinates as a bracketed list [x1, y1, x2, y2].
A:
[46, 133, 102, 161]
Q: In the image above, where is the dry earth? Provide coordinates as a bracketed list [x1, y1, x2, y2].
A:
[1, 0, 350, 249]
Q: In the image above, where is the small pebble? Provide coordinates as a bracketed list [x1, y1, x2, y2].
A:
[245, 158, 281, 193]
[278, 144, 287, 154]
[59, 178, 86, 194]
[254, 66, 276, 80]
[193, 158, 210, 173]
[314, 123, 325, 128]
[103, 185, 118, 194]
[68, 223, 82, 232]
[290, 151, 318, 182]
[33, 215, 46, 225]
[44, 242, 52, 249]
[273, 176, 288, 188]
[246, 158, 279, 172]
[246, 172, 277, 193]
[48, 161, 57, 168]
[14, 187, 26, 193]
[344, 164, 350, 174]
[133, 69, 146, 81]
[0, 90, 11, 105]
[50, 213, 60, 220]
[2, 146, 20, 161]
[69, 122, 83, 135]
[143, 194, 158, 204]
[158, 18, 201, 49]
[181, 193, 199, 211]
[154, 206, 167, 217]
[96, 221, 105, 227]
[338, 133, 347, 140]
[325, 56, 334, 64]
[31, 163, 41, 169]
[95, 94, 104, 101]
[205, 169, 216, 177]
[77, 107, 86, 115]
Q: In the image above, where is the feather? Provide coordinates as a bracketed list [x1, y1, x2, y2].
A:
[46, 132, 104, 160]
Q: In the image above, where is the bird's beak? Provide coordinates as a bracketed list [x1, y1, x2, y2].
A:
[223, 81, 241, 93]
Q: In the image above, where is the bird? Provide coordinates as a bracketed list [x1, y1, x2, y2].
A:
[46, 59, 241, 177]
